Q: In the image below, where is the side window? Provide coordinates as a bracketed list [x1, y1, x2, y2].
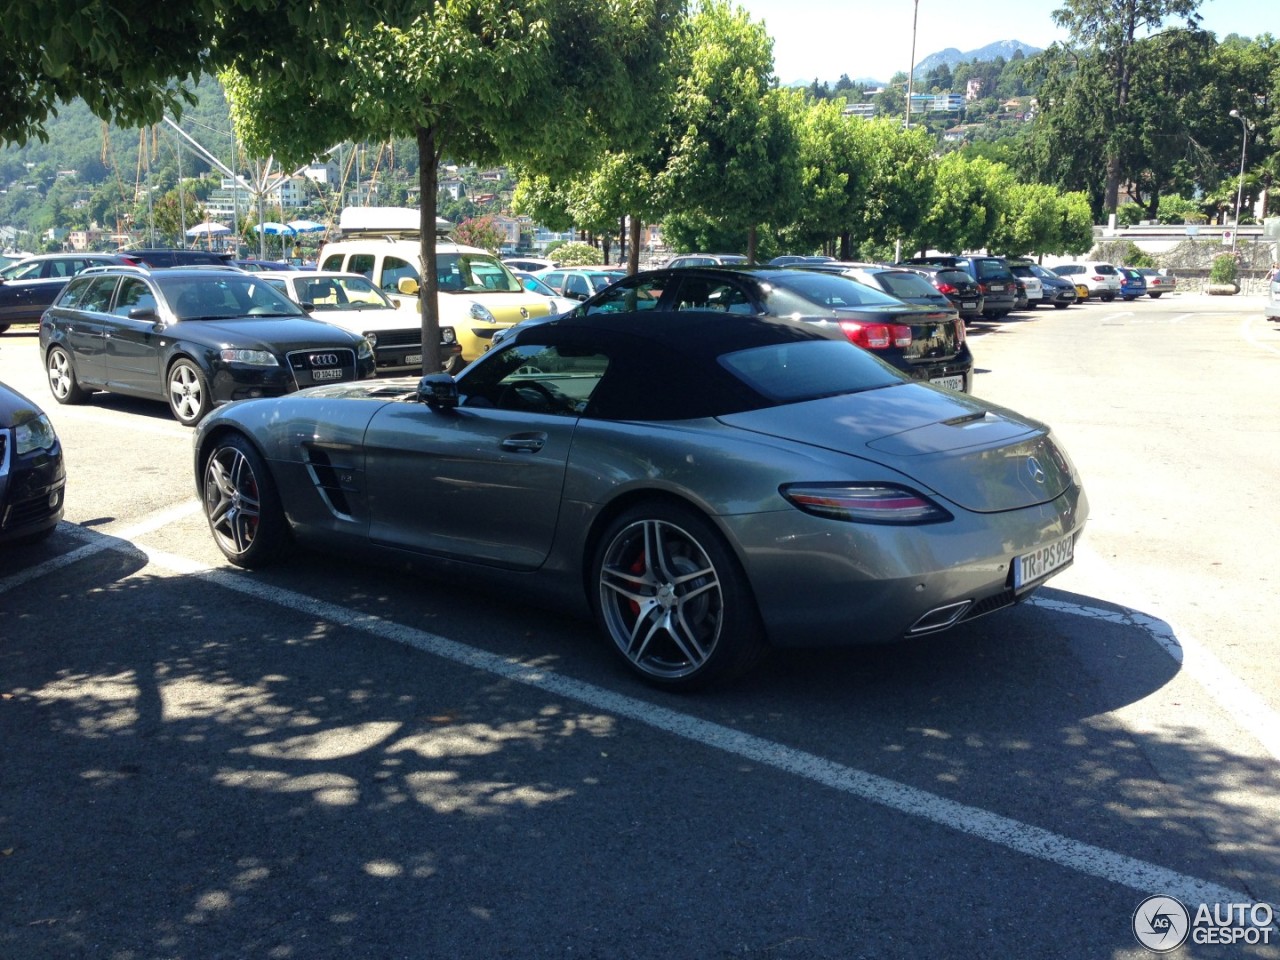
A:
[582, 277, 664, 314]
[53, 276, 96, 308]
[460, 343, 610, 416]
[542, 272, 565, 293]
[78, 276, 119, 313]
[320, 252, 348, 272]
[381, 256, 419, 295]
[564, 275, 589, 299]
[10, 260, 45, 280]
[348, 254, 377, 280]
[113, 277, 158, 317]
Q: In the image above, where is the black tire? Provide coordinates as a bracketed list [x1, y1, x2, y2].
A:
[167, 358, 213, 426]
[592, 501, 766, 690]
[46, 345, 90, 405]
[201, 433, 292, 568]
[1101, 293, 1116, 302]
[0, 323, 10, 334]
[1054, 302, 1070, 309]
[1149, 292, 1162, 299]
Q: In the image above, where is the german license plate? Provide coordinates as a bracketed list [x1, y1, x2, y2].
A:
[930, 375, 964, 391]
[1013, 533, 1074, 589]
[313, 368, 343, 381]
[404, 354, 422, 365]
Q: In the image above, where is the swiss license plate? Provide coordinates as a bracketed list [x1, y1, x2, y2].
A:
[988, 283, 1005, 292]
[1014, 533, 1075, 589]
[930, 375, 964, 391]
[404, 354, 422, 365]
[312, 368, 344, 381]
[961, 301, 977, 309]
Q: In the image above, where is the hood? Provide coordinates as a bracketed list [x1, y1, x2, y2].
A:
[718, 383, 1075, 513]
[177, 315, 366, 350]
[307, 306, 421, 335]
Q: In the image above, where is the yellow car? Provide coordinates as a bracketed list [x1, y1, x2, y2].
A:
[318, 210, 556, 363]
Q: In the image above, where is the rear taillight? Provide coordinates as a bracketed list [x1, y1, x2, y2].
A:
[781, 483, 953, 524]
[839, 321, 912, 350]
[936, 282, 958, 295]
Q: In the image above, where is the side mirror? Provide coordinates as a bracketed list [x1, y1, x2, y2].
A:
[299, 301, 316, 313]
[417, 373, 458, 411]
[129, 306, 160, 322]
[398, 277, 420, 296]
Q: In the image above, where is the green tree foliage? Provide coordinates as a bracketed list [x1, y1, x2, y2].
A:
[658, 1, 801, 262]
[0, 0, 399, 147]
[550, 241, 603, 267]
[222, 0, 683, 372]
[914, 153, 1012, 256]
[1050, 0, 1205, 214]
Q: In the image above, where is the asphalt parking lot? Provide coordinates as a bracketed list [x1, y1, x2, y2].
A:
[2, 293, 1278, 959]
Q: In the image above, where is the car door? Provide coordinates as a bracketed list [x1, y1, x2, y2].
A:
[103, 276, 164, 395]
[363, 339, 610, 569]
[50, 275, 118, 385]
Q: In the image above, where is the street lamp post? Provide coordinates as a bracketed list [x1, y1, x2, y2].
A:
[897, 0, 920, 263]
[1228, 109, 1249, 257]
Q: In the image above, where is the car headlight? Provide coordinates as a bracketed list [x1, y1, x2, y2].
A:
[469, 303, 497, 323]
[358, 337, 374, 360]
[219, 348, 279, 367]
[363, 331, 379, 348]
[15, 413, 58, 455]
[441, 326, 457, 344]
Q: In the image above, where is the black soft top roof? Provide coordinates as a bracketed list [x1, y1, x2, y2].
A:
[506, 309, 847, 421]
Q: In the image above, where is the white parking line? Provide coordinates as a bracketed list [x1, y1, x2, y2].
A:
[9, 512, 1275, 910]
[1242, 316, 1280, 355]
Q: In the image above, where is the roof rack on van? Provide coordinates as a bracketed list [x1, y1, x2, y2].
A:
[336, 207, 454, 239]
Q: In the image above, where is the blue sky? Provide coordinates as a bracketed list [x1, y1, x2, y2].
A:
[733, 0, 1264, 85]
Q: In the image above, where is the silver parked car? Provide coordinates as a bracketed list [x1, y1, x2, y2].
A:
[194, 310, 1088, 690]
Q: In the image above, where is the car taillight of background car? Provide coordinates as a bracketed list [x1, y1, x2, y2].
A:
[838, 322, 913, 349]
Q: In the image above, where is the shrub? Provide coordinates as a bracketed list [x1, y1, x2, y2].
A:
[1210, 253, 1238, 285]
[552, 241, 603, 267]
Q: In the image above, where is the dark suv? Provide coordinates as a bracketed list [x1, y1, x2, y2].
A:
[898, 255, 1017, 320]
[39, 265, 375, 425]
[564, 266, 974, 392]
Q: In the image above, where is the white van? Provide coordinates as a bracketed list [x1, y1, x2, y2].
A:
[318, 208, 556, 362]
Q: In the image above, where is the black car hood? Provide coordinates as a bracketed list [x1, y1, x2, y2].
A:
[173, 315, 365, 349]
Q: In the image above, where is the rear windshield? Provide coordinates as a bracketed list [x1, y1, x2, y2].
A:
[719, 340, 901, 402]
[875, 271, 941, 299]
[973, 259, 1013, 280]
[935, 269, 972, 286]
[767, 271, 906, 311]
[1095, 264, 1119, 275]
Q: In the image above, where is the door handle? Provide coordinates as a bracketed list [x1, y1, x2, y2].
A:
[501, 433, 546, 453]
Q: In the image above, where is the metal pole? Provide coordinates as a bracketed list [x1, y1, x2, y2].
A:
[896, 0, 920, 264]
[1229, 109, 1248, 257]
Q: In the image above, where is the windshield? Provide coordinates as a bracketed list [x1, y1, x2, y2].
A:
[438, 254, 524, 294]
[156, 274, 309, 321]
[292, 275, 393, 311]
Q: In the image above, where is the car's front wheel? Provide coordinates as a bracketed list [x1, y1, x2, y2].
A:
[168, 358, 212, 426]
[46, 345, 90, 404]
[1101, 293, 1116, 302]
[201, 433, 291, 568]
[592, 501, 766, 690]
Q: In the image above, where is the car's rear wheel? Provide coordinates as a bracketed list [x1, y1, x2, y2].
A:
[592, 502, 766, 690]
[1149, 292, 1162, 299]
[168, 358, 212, 426]
[1101, 293, 1116, 302]
[1054, 302, 1070, 309]
[201, 433, 291, 568]
[46, 345, 90, 404]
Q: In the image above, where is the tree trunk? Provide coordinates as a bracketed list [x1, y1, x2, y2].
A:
[747, 225, 758, 264]
[415, 125, 442, 375]
[628, 216, 642, 274]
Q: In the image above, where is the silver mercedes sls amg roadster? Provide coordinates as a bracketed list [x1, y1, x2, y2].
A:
[194, 309, 1087, 689]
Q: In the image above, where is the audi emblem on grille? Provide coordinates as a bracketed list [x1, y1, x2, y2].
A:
[309, 353, 340, 367]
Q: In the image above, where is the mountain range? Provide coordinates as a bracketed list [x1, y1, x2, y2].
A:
[790, 39, 1043, 87]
